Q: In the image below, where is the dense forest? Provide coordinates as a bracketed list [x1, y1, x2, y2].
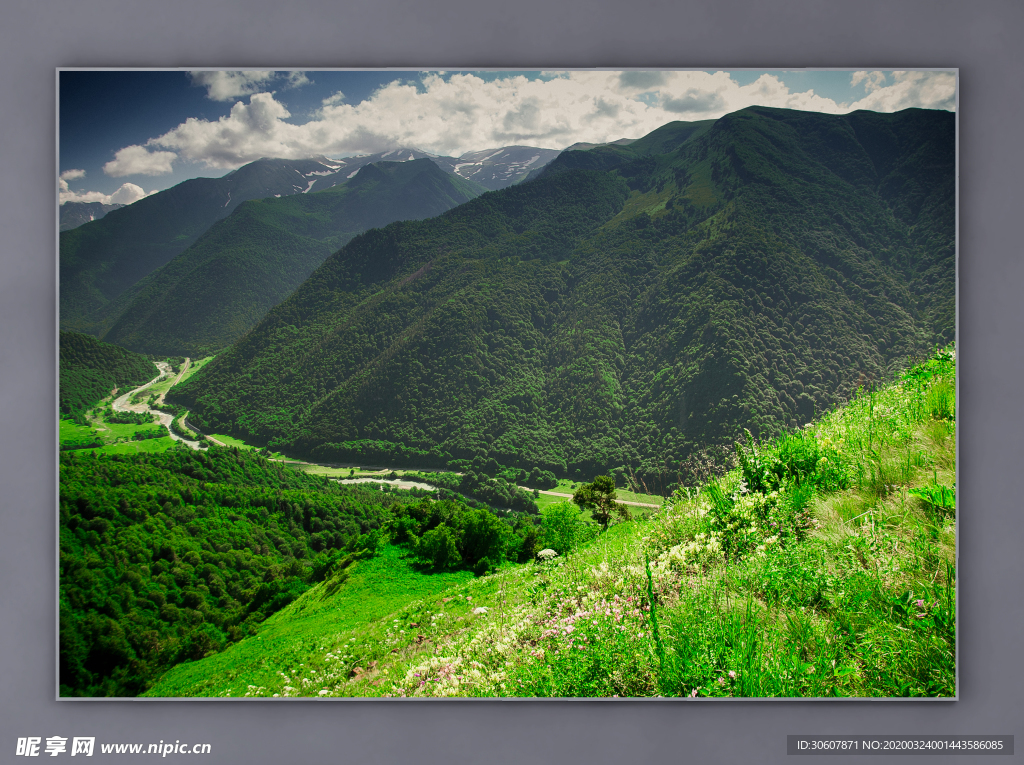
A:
[60, 446, 404, 696]
[101, 160, 487, 357]
[59, 445, 549, 696]
[59, 331, 157, 419]
[172, 107, 954, 492]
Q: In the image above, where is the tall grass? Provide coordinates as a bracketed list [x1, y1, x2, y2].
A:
[145, 347, 956, 698]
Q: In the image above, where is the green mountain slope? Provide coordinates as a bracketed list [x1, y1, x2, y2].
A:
[100, 160, 487, 356]
[143, 348, 956, 698]
[59, 330, 157, 417]
[173, 106, 954, 490]
[59, 157, 356, 335]
[58, 446, 429, 696]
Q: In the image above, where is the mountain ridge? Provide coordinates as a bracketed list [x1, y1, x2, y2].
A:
[60, 147, 559, 337]
[101, 159, 489, 356]
[171, 106, 954, 488]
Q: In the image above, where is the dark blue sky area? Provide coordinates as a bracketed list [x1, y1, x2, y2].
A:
[59, 69, 418, 186]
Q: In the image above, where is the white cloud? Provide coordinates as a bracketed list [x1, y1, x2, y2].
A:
[848, 70, 956, 112]
[60, 168, 86, 181]
[188, 70, 312, 101]
[851, 71, 889, 93]
[133, 70, 954, 170]
[284, 71, 311, 89]
[59, 181, 155, 206]
[103, 144, 177, 176]
[189, 70, 276, 101]
[109, 183, 153, 205]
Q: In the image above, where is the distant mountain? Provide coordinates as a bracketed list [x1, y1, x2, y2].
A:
[434, 146, 562, 190]
[562, 137, 637, 152]
[59, 201, 124, 232]
[60, 148, 558, 336]
[173, 107, 954, 489]
[101, 159, 488, 356]
[60, 156, 358, 335]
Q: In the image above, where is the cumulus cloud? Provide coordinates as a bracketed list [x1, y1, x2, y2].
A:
[284, 71, 312, 89]
[848, 70, 956, 112]
[59, 180, 155, 206]
[618, 71, 669, 91]
[188, 70, 312, 101]
[103, 144, 177, 176]
[128, 69, 953, 170]
[60, 168, 86, 181]
[189, 70, 276, 101]
[851, 70, 889, 93]
[663, 89, 726, 114]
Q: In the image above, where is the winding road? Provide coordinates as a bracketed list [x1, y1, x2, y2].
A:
[111, 358, 222, 450]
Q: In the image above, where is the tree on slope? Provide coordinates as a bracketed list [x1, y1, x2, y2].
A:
[573, 475, 630, 530]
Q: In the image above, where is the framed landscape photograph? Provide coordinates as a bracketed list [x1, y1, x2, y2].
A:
[58, 68, 956, 699]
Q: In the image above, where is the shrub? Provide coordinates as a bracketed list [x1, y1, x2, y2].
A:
[540, 501, 596, 555]
[417, 525, 461, 571]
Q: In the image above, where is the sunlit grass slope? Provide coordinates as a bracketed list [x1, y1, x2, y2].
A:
[147, 348, 955, 698]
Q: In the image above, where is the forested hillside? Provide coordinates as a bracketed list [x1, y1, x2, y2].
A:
[60, 447, 412, 696]
[60, 157, 363, 336]
[171, 106, 954, 491]
[59, 331, 157, 418]
[101, 160, 487, 356]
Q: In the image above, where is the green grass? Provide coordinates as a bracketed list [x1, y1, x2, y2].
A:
[539, 480, 662, 507]
[59, 418, 99, 443]
[143, 373, 180, 400]
[91, 436, 178, 455]
[206, 433, 254, 450]
[141, 348, 957, 698]
[95, 420, 157, 440]
[144, 545, 474, 697]
[534, 492, 570, 512]
[205, 432, 287, 460]
[60, 413, 169, 453]
[176, 356, 215, 385]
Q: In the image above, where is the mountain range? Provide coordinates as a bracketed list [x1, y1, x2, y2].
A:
[59, 201, 124, 232]
[167, 106, 955, 490]
[101, 159, 488, 356]
[59, 147, 560, 338]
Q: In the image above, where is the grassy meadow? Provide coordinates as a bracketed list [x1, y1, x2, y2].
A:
[143, 347, 956, 698]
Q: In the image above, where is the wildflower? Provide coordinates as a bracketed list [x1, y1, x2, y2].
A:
[915, 599, 925, 609]
[717, 677, 725, 686]
[728, 671, 736, 680]
[690, 688, 698, 697]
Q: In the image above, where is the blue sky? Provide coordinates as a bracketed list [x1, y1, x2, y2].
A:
[59, 69, 956, 205]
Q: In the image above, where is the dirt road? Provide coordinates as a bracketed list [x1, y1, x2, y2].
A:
[111, 359, 204, 449]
